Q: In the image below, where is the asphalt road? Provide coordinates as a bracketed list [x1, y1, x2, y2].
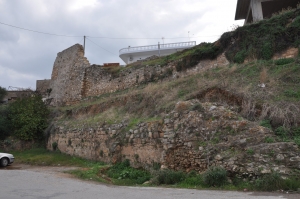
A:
[1, 165, 299, 199]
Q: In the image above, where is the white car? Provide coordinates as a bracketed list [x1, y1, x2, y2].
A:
[0, 153, 15, 167]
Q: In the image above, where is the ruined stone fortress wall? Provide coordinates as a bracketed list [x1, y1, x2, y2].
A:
[49, 44, 90, 106]
[37, 44, 298, 106]
[39, 44, 231, 105]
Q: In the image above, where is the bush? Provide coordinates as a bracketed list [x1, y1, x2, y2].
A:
[0, 86, 7, 101]
[52, 142, 58, 151]
[181, 176, 203, 187]
[8, 94, 49, 141]
[275, 58, 295, 65]
[284, 89, 300, 99]
[234, 50, 247, 63]
[275, 126, 289, 140]
[155, 169, 186, 185]
[254, 172, 284, 191]
[106, 160, 150, 184]
[190, 103, 204, 112]
[203, 167, 227, 187]
[293, 136, 300, 147]
[260, 42, 273, 60]
[264, 136, 275, 143]
[260, 120, 272, 129]
[0, 106, 10, 140]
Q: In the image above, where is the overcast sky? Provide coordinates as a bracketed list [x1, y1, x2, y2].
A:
[0, 0, 244, 90]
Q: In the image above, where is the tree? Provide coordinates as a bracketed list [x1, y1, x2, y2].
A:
[8, 94, 49, 141]
[0, 86, 7, 102]
[0, 106, 10, 140]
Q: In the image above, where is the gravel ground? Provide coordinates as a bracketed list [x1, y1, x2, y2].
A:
[1, 164, 299, 199]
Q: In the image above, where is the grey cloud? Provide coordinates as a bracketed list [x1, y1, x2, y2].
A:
[0, 0, 242, 89]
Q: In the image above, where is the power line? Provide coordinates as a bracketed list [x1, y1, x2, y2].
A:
[86, 38, 118, 56]
[87, 35, 220, 40]
[0, 21, 220, 40]
[0, 21, 82, 37]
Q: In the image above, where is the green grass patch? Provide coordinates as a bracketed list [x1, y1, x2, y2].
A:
[203, 167, 228, 187]
[106, 160, 151, 185]
[264, 136, 275, 143]
[260, 120, 272, 129]
[284, 89, 300, 99]
[275, 58, 295, 65]
[12, 148, 103, 167]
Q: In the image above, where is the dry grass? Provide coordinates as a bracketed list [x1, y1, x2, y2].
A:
[54, 57, 300, 130]
[260, 102, 300, 128]
[259, 67, 268, 84]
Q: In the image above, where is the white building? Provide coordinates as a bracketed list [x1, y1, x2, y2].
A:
[235, 0, 299, 25]
[119, 41, 196, 64]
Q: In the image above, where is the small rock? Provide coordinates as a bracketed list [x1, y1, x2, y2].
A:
[209, 106, 217, 111]
[215, 154, 223, 161]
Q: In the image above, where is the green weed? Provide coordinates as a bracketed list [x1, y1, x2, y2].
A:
[264, 137, 275, 143]
[203, 167, 228, 187]
[106, 160, 150, 185]
[260, 120, 272, 129]
[153, 169, 186, 185]
[275, 58, 295, 65]
[12, 148, 103, 167]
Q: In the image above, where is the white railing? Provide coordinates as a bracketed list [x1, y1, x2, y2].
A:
[119, 41, 196, 55]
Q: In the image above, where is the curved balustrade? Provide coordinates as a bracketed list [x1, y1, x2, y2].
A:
[119, 41, 196, 55]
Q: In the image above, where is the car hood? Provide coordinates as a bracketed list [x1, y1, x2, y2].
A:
[0, 153, 14, 157]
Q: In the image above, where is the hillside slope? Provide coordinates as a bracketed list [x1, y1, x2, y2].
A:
[46, 8, 300, 178]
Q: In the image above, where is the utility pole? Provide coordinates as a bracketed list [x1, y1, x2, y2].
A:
[83, 35, 86, 56]
[158, 42, 160, 57]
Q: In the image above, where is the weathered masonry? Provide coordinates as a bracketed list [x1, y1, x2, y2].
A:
[235, 0, 299, 24]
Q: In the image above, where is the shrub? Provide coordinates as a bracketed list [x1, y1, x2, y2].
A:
[52, 142, 58, 151]
[254, 172, 284, 191]
[152, 162, 161, 170]
[275, 58, 295, 65]
[155, 169, 186, 185]
[260, 120, 272, 129]
[260, 42, 273, 60]
[8, 94, 49, 141]
[0, 106, 10, 140]
[246, 149, 254, 155]
[203, 166, 227, 187]
[181, 173, 203, 186]
[106, 160, 150, 184]
[0, 86, 7, 101]
[234, 50, 247, 63]
[292, 127, 300, 136]
[293, 136, 300, 147]
[190, 103, 204, 112]
[275, 126, 289, 140]
[264, 136, 275, 143]
[284, 89, 300, 99]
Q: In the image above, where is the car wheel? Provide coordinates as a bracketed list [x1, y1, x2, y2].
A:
[0, 158, 9, 167]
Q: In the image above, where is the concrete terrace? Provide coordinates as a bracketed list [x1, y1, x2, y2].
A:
[119, 41, 196, 64]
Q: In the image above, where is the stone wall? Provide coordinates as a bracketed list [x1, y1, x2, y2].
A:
[49, 44, 90, 106]
[36, 79, 51, 95]
[47, 44, 298, 106]
[47, 100, 300, 177]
